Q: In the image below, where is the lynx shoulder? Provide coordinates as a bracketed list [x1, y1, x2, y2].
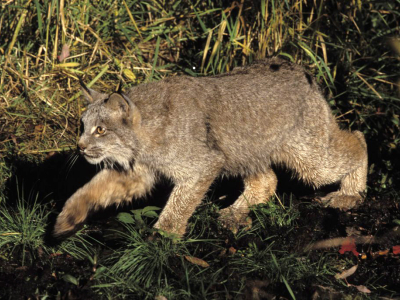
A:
[54, 58, 367, 237]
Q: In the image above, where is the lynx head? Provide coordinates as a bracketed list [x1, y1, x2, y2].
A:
[77, 84, 142, 170]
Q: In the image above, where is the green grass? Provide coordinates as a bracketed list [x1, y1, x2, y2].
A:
[0, 0, 400, 298]
[90, 202, 351, 299]
[251, 194, 300, 229]
[0, 183, 97, 266]
[0, 185, 50, 265]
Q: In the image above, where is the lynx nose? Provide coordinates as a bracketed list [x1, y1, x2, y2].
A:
[78, 141, 87, 153]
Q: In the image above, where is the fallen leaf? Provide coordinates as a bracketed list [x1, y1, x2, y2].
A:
[353, 284, 371, 293]
[34, 124, 44, 133]
[228, 246, 237, 255]
[312, 285, 342, 299]
[218, 249, 227, 257]
[335, 265, 358, 280]
[58, 44, 70, 62]
[49, 252, 63, 258]
[393, 245, 400, 255]
[184, 255, 210, 268]
[122, 68, 136, 81]
[339, 237, 359, 256]
[378, 249, 390, 256]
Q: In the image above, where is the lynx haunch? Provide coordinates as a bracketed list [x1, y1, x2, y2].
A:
[54, 58, 367, 237]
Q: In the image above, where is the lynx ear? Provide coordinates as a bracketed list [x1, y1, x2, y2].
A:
[106, 93, 130, 113]
[79, 78, 107, 104]
[106, 93, 141, 127]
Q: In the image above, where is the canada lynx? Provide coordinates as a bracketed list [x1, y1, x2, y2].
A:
[54, 58, 367, 237]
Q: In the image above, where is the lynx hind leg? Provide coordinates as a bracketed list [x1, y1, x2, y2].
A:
[54, 166, 154, 237]
[219, 169, 277, 232]
[321, 130, 368, 209]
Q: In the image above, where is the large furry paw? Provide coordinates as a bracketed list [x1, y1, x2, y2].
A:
[53, 211, 84, 237]
[53, 198, 89, 237]
[319, 192, 363, 210]
[153, 217, 186, 238]
[218, 207, 252, 234]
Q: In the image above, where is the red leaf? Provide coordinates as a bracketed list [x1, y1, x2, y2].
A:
[393, 245, 400, 255]
[339, 237, 359, 256]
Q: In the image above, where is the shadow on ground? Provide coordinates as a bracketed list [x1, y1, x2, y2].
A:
[4, 149, 339, 240]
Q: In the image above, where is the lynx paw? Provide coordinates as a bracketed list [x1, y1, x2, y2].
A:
[153, 217, 186, 238]
[53, 211, 83, 237]
[319, 192, 363, 210]
[53, 199, 89, 237]
[218, 207, 252, 234]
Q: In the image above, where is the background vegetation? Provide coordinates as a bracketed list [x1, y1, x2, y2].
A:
[0, 0, 399, 298]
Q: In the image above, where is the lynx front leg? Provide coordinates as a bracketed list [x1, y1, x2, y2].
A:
[153, 172, 219, 237]
[219, 169, 277, 232]
[54, 164, 154, 236]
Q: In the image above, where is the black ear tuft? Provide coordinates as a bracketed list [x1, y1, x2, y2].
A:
[79, 77, 95, 103]
[78, 77, 108, 104]
[78, 76, 89, 92]
[116, 80, 123, 94]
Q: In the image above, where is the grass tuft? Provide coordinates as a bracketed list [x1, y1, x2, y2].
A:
[0, 185, 50, 265]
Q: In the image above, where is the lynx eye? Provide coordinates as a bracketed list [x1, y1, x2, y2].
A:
[96, 126, 106, 135]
